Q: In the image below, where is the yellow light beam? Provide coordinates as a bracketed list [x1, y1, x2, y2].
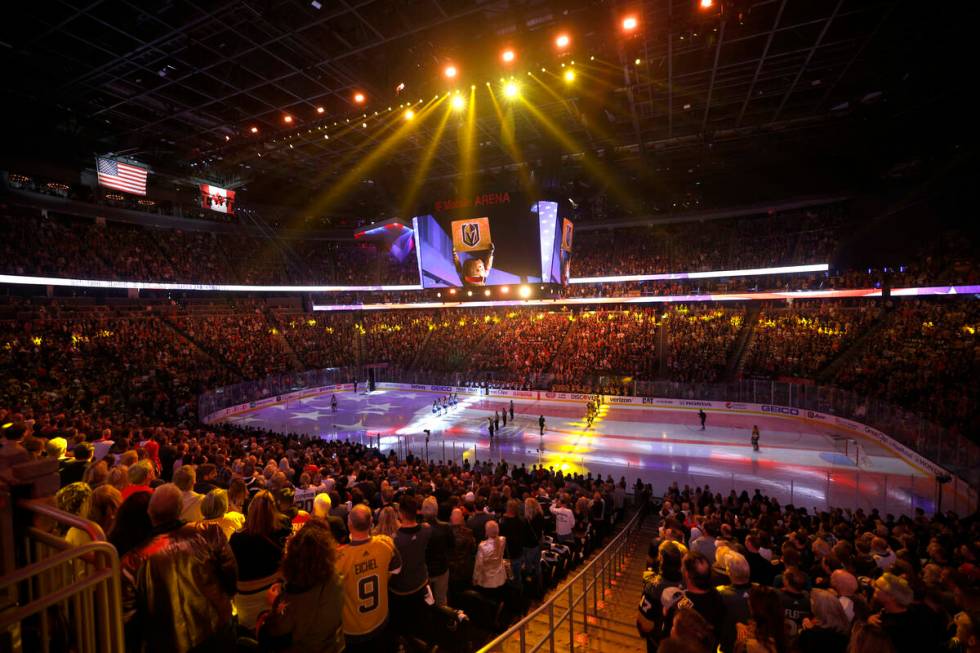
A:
[457, 85, 477, 204]
[517, 94, 641, 213]
[486, 84, 534, 194]
[306, 95, 446, 216]
[397, 100, 454, 219]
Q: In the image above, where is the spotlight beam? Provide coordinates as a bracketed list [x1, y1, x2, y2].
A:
[305, 95, 447, 217]
[517, 95, 641, 213]
[486, 84, 534, 194]
[457, 85, 477, 203]
[397, 101, 454, 219]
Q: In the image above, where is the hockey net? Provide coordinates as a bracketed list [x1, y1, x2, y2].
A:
[833, 436, 870, 468]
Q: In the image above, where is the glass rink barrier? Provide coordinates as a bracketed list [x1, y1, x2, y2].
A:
[634, 379, 980, 493]
[199, 368, 977, 517]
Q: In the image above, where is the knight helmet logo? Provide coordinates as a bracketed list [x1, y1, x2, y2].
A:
[461, 222, 481, 247]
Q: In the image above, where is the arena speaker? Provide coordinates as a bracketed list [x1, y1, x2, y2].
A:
[368, 368, 376, 392]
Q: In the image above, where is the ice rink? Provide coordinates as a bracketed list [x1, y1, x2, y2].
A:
[217, 387, 972, 516]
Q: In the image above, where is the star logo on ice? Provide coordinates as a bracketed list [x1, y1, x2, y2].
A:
[292, 410, 329, 421]
[333, 418, 366, 431]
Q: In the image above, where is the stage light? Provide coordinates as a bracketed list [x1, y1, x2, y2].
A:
[518, 285, 531, 298]
[504, 81, 519, 98]
[635, 58, 642, 65]
[700, 0, 714, 8]
[622, 16, 638, 31]
[484, 289, 491, 296]
[283, 115, 293, 123]
[404, 109, 415, 121]
[564, 69, 575, 82]
[353, 92, 366, 104]
[555, 34, 570, 49]
[467, 290, 473, 297]
[224, 135, 230, 141]
[324, 134, 329, 139]
[501, 49, 515, 63]
[449, 289, 456, 295]
[396, 82, 406, 92]
[316, 106, 325, 114]
[451, 95, 465, 111]
[250, 126, 258, 133]
[362, 122, 368, 128]
[501, 286, 509, 294]
[444, 65, 457, 79]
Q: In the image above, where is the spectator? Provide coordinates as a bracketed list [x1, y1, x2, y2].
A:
[796, 588, 850, 653]
[523, 497, 545, 595]
[638, 540, 687, 651]
[335, 504, 401, 653]
[499, 499, 526, 590]
[421, 496, 453, 607]
[56, 482, 95, 550]
[467, 498, 493, 543]
[690, 519, 720, 565]
[954, 610, 980, 653]
[745, 533, 775, 586]
[229, 489, 289, 631]
[60, 443, 92, 486]
[867, 572, 946, 653]
[226, 477, 247, 524]
[473, 520, 509, 601]
[830, 569, 869, 623]
[847, 621, 896, 653]
[107, 466, 129, 492]
[388, 495, 432, 640]
[551, 496, 575, 546]
[89, 485, 122, 536]
[122, 461, 155, 500]
[717, 552, 755, 653]
[872, 537, 897, 571]
[676, 552, 725, 643]
[313, 492, 349, 544]
[126, 483, 237, 653]
[258, 521, 344, 653]
[448, 508, 476, 600]
[665, 607, 715, 653]
[109, 492, 153, 557]
[172, 465, 203, 522]
[734, 586, 789, 653]
[778, 567, 812, 640]
[373, 505, 400, 539]
[200, 489, 240, 540]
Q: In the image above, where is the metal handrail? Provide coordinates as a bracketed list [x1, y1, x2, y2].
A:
[7, 499, 124, 653]
[19, 497, 107, 543]
[478, 506, 645, 653]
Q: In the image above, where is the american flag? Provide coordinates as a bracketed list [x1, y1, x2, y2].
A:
[96, 157, 148, 195]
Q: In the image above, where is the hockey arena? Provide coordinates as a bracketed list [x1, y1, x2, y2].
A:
[2, 2, 979, 652]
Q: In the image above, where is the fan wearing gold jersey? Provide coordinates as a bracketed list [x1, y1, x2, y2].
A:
[335, 504, 401, 653]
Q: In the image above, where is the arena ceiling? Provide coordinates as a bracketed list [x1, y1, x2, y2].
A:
[0, 0, 965, 208]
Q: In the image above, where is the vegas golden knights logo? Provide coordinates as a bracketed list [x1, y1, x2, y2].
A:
[452, 217, 491, 252]
[462, 222, 480, 248]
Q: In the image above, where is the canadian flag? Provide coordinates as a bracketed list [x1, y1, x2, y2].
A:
[200, 184, 235, 214]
